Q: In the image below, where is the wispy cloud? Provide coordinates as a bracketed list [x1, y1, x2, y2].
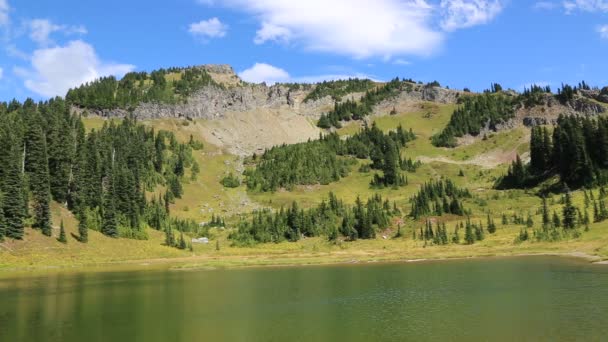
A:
[440, 0, 503, 31]
[599, 24, 608, 39]
[28, 18, 87, 46]
[0, 0, 9, 28]
[188, 17, 228, 41]
[563, 0, 608, 13]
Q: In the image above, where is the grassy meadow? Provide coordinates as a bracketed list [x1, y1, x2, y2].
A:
[2, 104, 607, 275]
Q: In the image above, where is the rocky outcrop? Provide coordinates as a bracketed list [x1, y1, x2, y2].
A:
[397, 84, 461, 104]
[87, 83, 333, 120]
[86, 78, 463, 121]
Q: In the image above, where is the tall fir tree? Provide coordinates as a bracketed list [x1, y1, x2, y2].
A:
[24, 110, 52, 237]
[101, 172, 118, 238]
[78, 211, 88, 243]
[0, 128, 25, 240]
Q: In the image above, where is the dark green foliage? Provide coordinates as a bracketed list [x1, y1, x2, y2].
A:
[246, 123, 416, 191]
[489, 83, 503, 93]
[409, 179, 471, 219]
[0, 124, 25, 240]
[432, 94, 515, 147]
[58, 220, 67, 243]
[519, 84, 552, 108]
[230, 193, 394, 245]
[78, 212, 88, 243]
[498, 155, 529, 189]
[516, 229, 530, 242]
[201, 214, 226, 229]
[556, 84, 575, 103]
[221, 173, 241, 188]
[66, 67, 219, 110]
[101, 174, 118, 238]
[318, 78, 410, 128]
[487, 214, 497, 233]
[562, 189, 577, 230]
[0, 97, 197, 244]
[24, 109, 52, 237]
[304, 79, 376, 102]
[501, 115, 608, 189]
[464, 219, 475, 245]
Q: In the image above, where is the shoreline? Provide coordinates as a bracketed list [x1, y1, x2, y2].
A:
[0, 249, 604, 279]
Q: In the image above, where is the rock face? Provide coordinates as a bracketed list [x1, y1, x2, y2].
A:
[516, 93, 606, 128]
[86, 83, 329, 120]
[90, 78, 463, 121]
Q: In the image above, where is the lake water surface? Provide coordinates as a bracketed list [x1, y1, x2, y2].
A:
[0, 256, 607, 341]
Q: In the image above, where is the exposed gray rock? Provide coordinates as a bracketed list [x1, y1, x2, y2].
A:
[85, 83, 331, 120]
[396, 84, 461, 104]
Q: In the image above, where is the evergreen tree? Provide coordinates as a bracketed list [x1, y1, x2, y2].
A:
[464, 219, 475, 245]
[58, 220, 67, 243]
[78, 212, 88, 243]
[101, 174, 118, 238]
[562, 189, 577, 230]
[487, 214, 497, 233]
[0, 128, 25, 240]
[24, 116, 52, 237]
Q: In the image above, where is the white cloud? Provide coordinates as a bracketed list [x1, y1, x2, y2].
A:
[239, 63, 290, 84]
[440, 0, 503, 31]
[238, 62, 374, 85]
[563, 0, 608, 13]
[0, 67, 3, 79]
[254, 22, 291, 44]
[206, 0, 444, 59]
[28, 18, 87, 46]
[599, 24, 608, 38]
[0, 0, 9, 27]
[188, 17, 228, 40]
[18, 40, 135, 97]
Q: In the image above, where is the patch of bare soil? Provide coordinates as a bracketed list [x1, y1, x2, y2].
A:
[197, 109, 321, 156]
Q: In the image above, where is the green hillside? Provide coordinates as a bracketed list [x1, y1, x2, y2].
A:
[2, 75, 608, 273]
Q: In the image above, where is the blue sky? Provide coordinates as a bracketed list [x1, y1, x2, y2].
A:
[0, 0, 607, 101]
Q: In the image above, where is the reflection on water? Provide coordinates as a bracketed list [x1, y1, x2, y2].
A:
[0, 257, 607, 342]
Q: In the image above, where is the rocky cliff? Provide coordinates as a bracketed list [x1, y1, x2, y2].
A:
[86, 65, 462, 121]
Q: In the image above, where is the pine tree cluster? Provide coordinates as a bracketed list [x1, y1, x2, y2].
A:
[500, 115, 608, 188]
[304, 79, 376, 103]
[409, 179, 471, 219]
[317, 78, 411, 128]
[432, 93, 515, 147]
[0, 98, 196, 242]
[246, 123, 417, 192]
[66, 67, 219, 110]
[229, 193, 398, 245]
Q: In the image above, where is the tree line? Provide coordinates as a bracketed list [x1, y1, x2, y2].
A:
[66, 67, 219, 110]
[409, 179, 471, 219]
[317, 78, 411, 129]
[0, 97, 202, 243]
[229, 192, 399, 245]
[304, 78, 376, 103]
[499, 115, 608, 189]
[245, 123, 417, 192]
[432, 93, 515, 147]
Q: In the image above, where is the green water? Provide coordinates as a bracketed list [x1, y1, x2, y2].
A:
[0, 257, 607, 342]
